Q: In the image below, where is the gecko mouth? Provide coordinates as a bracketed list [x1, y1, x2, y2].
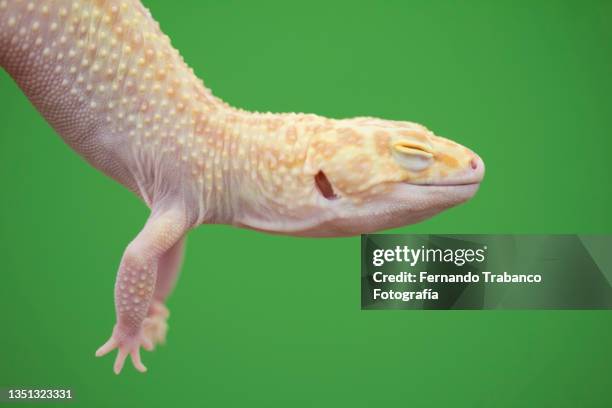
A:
[402, 180, 481, 187]
[397, 181, 482, 201]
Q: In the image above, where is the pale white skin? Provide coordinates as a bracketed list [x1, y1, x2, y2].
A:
[0, 0, 484, 374]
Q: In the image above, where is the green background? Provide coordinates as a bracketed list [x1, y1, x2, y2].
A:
[1, 0, 611, 406]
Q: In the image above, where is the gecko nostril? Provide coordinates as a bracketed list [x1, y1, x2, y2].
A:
[470, 157, 479, 170]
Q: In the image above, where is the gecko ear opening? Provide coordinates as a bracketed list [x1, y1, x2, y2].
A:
[314, 170, 338, 200]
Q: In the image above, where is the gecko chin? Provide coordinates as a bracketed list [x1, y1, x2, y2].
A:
[258, 181, 479, 238]
[314, 182, 481, 237]
[234, 182, 481, 237]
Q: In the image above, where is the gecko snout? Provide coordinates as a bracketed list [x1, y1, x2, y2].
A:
[469, 154, 485, 182]
[455, 153, 485, 185]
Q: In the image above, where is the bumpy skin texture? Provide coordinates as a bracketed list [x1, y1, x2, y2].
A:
[0, 0, 485, 374]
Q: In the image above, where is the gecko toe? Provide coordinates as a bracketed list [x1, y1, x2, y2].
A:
[95, 338, 118, 357]
[113, 349, 129, 375]
[130, 349, 147, 372]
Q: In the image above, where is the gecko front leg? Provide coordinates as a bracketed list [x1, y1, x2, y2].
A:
[96, 208, 188, 374]
[143, 237, 186, 348]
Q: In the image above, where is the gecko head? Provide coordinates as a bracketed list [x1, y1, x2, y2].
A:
[296, 117, 485, 236]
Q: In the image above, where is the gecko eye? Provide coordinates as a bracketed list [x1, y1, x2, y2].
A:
[392, 141, 434, 171]
[314, 170, 338, 200]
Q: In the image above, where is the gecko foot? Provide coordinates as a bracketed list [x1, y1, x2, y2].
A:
[95, 324, 154, 374]
[143, 300, 170, 348]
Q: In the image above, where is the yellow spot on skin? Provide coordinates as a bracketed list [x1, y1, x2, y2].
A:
[374, 131, 391, 156]
[337, 128, 363, 146]
[311, 139, 339, 160]
[435, 152, 460, 169]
